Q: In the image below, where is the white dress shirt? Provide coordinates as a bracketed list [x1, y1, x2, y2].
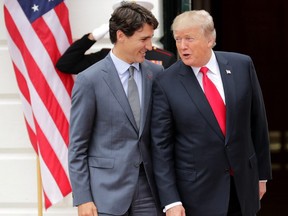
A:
[110, 51, 142, 106]
[191, 51, 226, 104]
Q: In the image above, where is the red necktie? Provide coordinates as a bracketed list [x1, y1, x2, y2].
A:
[200, 66, 226, 135]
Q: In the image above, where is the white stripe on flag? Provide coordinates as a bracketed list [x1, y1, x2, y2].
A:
[43, 9, 71, 55]
[5, 1, 72, 119]
[4, 0, 73, 208]
[7, 31, 69, 178]
[39, 154, 63, 204]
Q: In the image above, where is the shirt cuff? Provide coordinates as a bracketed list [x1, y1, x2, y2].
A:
[163, 201, 182, 213]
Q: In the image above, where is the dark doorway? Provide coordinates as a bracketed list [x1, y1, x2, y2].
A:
[210, 1, 288, 214]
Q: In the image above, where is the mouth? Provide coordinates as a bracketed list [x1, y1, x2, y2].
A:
[182, 53, 191, 58]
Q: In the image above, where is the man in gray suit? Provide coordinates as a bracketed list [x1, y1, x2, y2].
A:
[68, 2, 163, 216]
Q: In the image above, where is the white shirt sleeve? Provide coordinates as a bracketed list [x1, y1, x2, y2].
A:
[163, 201, 182, 213]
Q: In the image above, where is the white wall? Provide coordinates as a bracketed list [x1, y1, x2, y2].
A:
[0, 0, 163, 215]
[67, 0, 163, 51]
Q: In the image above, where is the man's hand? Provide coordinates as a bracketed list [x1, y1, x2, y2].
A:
[166, 205, 185, 216]
[259, 181, 267, 200]
[78, 202, 97, 216]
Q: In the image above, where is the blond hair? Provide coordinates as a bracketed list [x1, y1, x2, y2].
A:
[172, 10, 216, 43]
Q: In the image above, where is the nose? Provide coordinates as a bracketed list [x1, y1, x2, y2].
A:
[177, 39, 188, 50]
[145, 39, 153, 51]
[180, 39, 188, 48]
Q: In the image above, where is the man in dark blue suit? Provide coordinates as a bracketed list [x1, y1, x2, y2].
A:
[151, 10, 272, 216]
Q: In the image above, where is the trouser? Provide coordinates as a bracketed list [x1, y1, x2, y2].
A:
[227, 177, 242, 216]
[98, 164, 163, 216]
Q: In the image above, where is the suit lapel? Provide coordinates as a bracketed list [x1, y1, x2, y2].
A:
[139, 61, 153, 135]
[101, 55, 138, 131]
[178, 62, 225, 140]
[215, 52, 236, 144]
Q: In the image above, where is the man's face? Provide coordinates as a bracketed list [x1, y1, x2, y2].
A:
[116, 23, 154, 64]
[174, 26, 214, 67]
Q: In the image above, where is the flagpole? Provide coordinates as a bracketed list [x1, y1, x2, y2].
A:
[37, 156, 43, 216]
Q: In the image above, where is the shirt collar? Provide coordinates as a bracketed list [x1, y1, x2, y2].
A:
[192, 51, 218, 76]
[110, 50, 140, 75]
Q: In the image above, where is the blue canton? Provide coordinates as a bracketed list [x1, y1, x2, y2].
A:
[17, 0, 64, 23]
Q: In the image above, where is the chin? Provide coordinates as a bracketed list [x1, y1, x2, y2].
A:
[182, 59, 193, 66]
[137, 57, 145, 63]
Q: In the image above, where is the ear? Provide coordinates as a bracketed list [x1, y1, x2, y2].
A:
[116, 30, 126, 43]
[207, 36, 215, 48]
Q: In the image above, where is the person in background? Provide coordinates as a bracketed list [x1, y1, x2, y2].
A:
[56, 0, 177, 74]
[151, 10, 272, 216]
[68, 2, 164, 216]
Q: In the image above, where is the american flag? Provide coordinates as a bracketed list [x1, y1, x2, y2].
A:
[3, 0, 74, 209]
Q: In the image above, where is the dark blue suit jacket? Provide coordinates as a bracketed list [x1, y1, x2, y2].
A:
[151, 51, 272, 216]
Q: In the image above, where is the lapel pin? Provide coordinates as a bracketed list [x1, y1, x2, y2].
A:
[226, 70, 231, 74]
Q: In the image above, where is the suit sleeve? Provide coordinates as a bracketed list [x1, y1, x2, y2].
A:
[151, 78, 181, 207]
[249, 59, 272, 180]
[165, 54, 177, 69]
[68, 74, 96, 206]
[56, 34, 99, 74]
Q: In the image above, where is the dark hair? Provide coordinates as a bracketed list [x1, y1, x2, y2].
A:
[109, 1, 159, 44]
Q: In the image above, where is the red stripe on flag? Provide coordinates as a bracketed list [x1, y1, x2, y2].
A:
[35, 120, 71, 195]
[24, 118, 38, 153]
[32, 18, 61, 63]
[12, 62, 31, 107]
[43, 191, 52, 209]
[3, 0, 74, 208]
[13, 63, 38, 153]
[54, 3, 72, 44]
[32, 17, 74, 95]
[4, 9, 70, 146]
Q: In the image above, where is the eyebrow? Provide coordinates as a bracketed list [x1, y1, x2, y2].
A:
[141, 35, 153, 40]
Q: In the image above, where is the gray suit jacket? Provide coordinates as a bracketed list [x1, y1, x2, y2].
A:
[68, 54, 163, 215]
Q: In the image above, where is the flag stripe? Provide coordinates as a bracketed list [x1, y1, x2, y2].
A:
[24, 118, 38, 153]
[46, 4, 72, 55]
[39, 151, 65, 205]
[4, 4, 70, 147]
[12, 62, 38, 152]
[35, 120, 71, 195]
[34, 13, 74, 95]
[54, 2, 72, 45]
[32, 17, 62, 64]
[3, 0, 73, 208]
[6, 24, 70, 179]
[43, 191, 52, 210]
[4, 1, 72, 119]
[12, 63, 31, 104]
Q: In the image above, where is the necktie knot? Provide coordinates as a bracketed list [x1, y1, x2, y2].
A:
[129, 66, 135, 78]
[200, 66, 209, 75]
